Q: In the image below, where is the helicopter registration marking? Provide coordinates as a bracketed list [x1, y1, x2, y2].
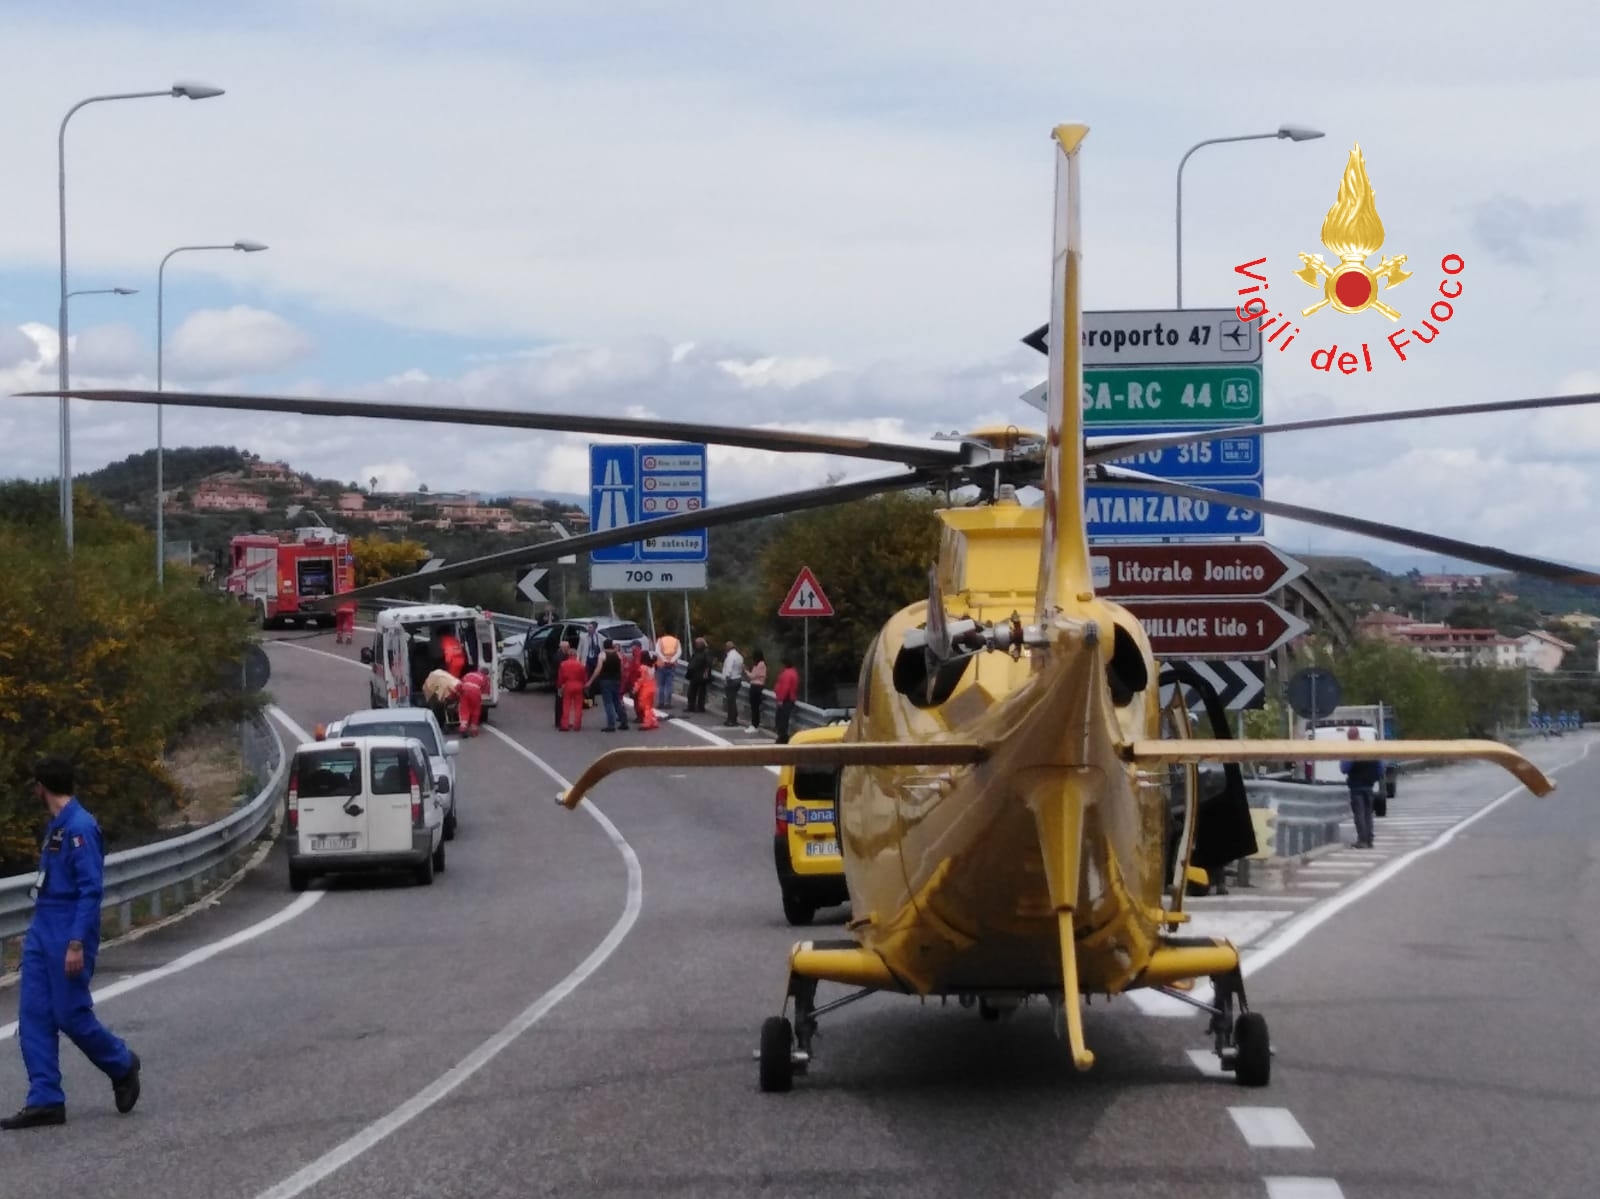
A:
[804, 840, 839, 857]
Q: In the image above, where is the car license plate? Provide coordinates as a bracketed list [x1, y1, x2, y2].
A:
[314, 834, 357, 851]
[804, 839, 838, 857]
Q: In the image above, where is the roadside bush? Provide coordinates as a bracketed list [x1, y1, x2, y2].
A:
[0, 483, 258, 873]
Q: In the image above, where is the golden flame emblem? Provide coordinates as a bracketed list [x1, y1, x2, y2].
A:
[1294, 143, 1412, 321]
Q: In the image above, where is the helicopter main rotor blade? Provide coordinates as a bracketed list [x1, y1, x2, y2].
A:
[1084, 390, 1600, 465]
[16, 388, 969, 469]
[315, 465, 945, 605]
[1093, 468, 1600, 586]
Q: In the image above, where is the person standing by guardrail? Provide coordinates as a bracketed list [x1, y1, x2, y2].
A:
[720, 641, 745, 727]
[685, 637, 710, 713]
[746, 650, 768, 732]
[1339, 727, 1382, 850]
[655, 631, 681, 711]
[2, 758, 140, 1131]
[773, 656, 800, 743]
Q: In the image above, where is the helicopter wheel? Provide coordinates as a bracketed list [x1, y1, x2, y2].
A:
[1233, 1012, 1271, 1087]
[758, 1016, 794, 1093]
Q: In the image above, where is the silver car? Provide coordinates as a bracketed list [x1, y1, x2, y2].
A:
[322, 708, 461, 839]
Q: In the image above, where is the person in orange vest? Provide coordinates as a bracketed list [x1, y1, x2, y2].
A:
[458, 664, 489, 736]
[633, 652, 660, 730]
[555, 645, 589, 731]
[654, 631, 682, 711]
[334, 602, 357, 645]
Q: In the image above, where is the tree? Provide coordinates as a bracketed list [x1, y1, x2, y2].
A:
[369, 476, 378, 494]
[0, 483, 257, 874]
[755, 490, 943, 694]
[349, 535, 429, 587]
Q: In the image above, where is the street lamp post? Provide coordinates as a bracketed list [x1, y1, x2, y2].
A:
[155, 240, 268, 583]
[57, 82, 224, 552]
[1175, 125, 1324, 308]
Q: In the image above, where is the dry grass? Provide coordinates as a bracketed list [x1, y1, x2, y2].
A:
[162, 725, 246, 828]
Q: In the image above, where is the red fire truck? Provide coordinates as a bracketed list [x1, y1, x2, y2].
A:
[228, 526, 355, 628]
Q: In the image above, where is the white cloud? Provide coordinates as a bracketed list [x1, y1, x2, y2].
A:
[0, 324, 36, 369]
[361, 462, 419, 493]
[71, 323, 148, 376]
[164, 307, 315, 381]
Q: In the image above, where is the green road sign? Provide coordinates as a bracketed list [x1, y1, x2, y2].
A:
[1082, 363, 1262, 425]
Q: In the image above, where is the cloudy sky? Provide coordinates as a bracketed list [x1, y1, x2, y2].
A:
[2, 1, 1596, 571]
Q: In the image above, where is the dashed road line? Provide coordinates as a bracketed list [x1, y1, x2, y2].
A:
[252, 714, 643, 1199]
[1264, 1179, 1345, 1199]
[1228, 1106, 1315, 1149]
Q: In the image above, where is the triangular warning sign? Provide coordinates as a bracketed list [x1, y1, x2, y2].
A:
[779, 566, 834, 617]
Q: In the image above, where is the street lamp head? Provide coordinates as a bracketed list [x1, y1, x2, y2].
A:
[233, 240, 268, 252]
[1278, 125, 1325, 142]
[172, 82, 225, 100]
[113, 287, 138, 295]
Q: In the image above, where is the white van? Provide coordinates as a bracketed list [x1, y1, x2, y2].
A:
[360, 604, 500, 718]
[1302, 722, 1378, 783]
[286, 735, 448, 890]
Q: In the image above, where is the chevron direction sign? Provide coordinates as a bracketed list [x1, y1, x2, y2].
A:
[1092, 543, 1306, 599]
[1123, 599, 1308, 658]
[1159, 660, 1268, 711]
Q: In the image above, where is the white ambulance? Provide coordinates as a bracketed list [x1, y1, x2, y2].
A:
[361, 604, 500, 717]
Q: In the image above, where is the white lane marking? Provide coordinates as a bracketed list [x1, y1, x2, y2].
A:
[1244, 739, 1595, 978]
[1185, 1048, 1231, 1078]
[670, 714, 781, 774]
[1265, 1179, 1345, 1199]
[1297, 882, 1342, 889]
[253, 712, 642, 1199]
[2, 704, 324, 1035]
[1229, 1106, 1314, 1149]
[1187, 895, 1314, 906]
[266, 639, 363, 669]
[2, 892, 324, 1040]
[1124, 988, 1193, 1017]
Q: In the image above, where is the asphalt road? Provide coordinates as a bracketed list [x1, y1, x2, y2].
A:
[2, 633, 1595, 1199]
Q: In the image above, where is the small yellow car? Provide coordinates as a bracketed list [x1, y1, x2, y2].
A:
[772, 724, 849, 925]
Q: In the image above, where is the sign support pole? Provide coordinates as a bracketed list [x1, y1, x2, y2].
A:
[803, 616, 810, 706]
[645, 592, 656, 641]
[682, 592, 692, 648]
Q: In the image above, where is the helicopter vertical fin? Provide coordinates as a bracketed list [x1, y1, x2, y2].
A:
[1035, 123, 1095, 618]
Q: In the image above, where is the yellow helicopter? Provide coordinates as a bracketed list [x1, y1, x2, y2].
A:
[26, 123, 1600, 1093]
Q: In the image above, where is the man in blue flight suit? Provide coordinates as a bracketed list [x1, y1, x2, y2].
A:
[2, 758, 141, 1129]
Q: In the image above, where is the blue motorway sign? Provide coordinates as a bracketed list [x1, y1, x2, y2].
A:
[589, 442, 707, 564]
[1085, 480, 1264, 539]
[1093, 423, 1263, 483]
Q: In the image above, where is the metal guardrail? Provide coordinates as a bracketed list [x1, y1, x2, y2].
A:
[0, 713, 288, 959]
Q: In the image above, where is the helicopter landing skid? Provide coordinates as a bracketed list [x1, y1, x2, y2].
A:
[757, 955, 880, 1093]
[1185, 968, 1271, 1087]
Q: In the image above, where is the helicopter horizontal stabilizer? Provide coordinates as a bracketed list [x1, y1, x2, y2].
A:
[557, 741, 989, 809]
[1124, 739, 1554, 797]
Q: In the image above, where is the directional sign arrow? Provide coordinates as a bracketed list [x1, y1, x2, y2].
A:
[1092, 543, 1307, 599]
[1121, 599, 1308, 658]
[517, 567, 549, 605]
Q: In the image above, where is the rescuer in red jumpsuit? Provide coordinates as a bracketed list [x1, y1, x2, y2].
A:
[334, 602, 356, 644]
[436, 628, 468, 677]
[458, 665, 488, 736]
[556, 645, 589, 731]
